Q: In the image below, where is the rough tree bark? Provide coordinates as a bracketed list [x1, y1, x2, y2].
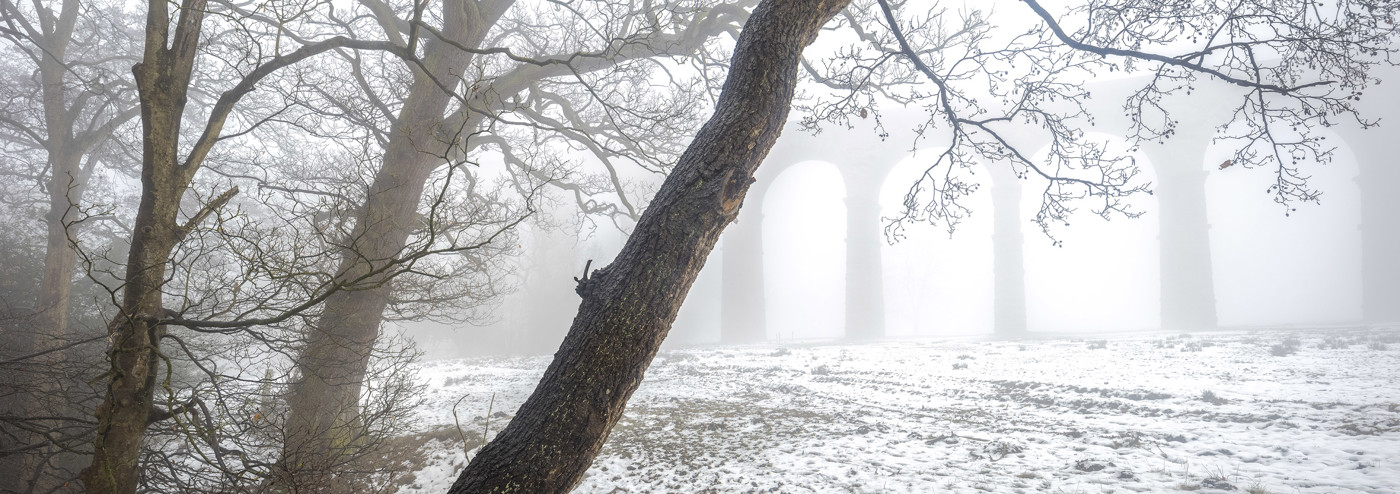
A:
[78, 3, 210, 491]
[447, 0, 850, 490]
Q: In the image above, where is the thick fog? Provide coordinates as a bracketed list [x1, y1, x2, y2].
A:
[408, 65, 1392, 359]
[4, 1, 1398, 491]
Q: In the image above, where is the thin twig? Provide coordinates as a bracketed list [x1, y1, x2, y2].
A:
[452, 395, 472, 458]
[482, 393, 496, 448]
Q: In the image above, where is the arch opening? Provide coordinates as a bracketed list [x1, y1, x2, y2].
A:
[1022, 133, 1162, 333]
[1205, 126, 1363, 326]
[762, 161, 847, 341]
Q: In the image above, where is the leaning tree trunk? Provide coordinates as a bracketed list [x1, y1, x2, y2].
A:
[279, 0, 506, 482]
[279, 140, 439, 481]
[447, 0, 850, 490]
[285, 0, 753, 479]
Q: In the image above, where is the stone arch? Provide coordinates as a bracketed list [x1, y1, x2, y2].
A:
[1075, 75, 1242, 332]
[719, 119, 909, 343]
[761, 161, 847, 341]
[1020, 132, 1163, 333]
[669, 242, 724, 345]
[878, 154, 995, 336]
[1336, 64, 1400, 324]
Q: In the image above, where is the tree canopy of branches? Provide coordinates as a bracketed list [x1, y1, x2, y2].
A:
[173, 0, 755, 487]
[805, 0, 1398, 241]
[71, 0, 442, 490]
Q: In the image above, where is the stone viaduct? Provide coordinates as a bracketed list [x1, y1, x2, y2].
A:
[718, 75, 1400, 343]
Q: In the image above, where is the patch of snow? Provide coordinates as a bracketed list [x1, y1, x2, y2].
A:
[397, 327, 1400, 493]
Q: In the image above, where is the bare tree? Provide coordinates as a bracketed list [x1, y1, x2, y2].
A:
[4, 0, 739, 490]
[73, 0, 435, 490]
[448, 0, 1397, 490]
[0, 0, 139, 490]
[66, 0, 594, 488]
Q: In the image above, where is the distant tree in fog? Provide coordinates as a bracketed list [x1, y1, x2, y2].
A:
[0, 0, 139, 489]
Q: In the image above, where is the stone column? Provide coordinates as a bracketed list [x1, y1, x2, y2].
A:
[988, 164, 1028, 335]
[1149, 148, 1219, 331]
[720, 190, 769, 343]
[1346, 127, 1400, 323]
[844, 177, 885, 340]
[1079, 75, 1235, 331]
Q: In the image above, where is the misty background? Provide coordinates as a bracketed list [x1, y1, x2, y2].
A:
[409, 66, 1396, 360]
[5, 0, 1398, 491]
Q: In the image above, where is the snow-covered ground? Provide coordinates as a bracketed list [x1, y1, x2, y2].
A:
[398, 326, 1400, 493]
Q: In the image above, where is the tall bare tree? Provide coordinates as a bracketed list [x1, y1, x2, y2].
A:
[0, 0, 138, 490]
[450, 0, 851, 489]
[75, 1, 424, 491]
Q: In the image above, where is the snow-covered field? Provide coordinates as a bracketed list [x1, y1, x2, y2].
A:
[398, 327, 1400, 493]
